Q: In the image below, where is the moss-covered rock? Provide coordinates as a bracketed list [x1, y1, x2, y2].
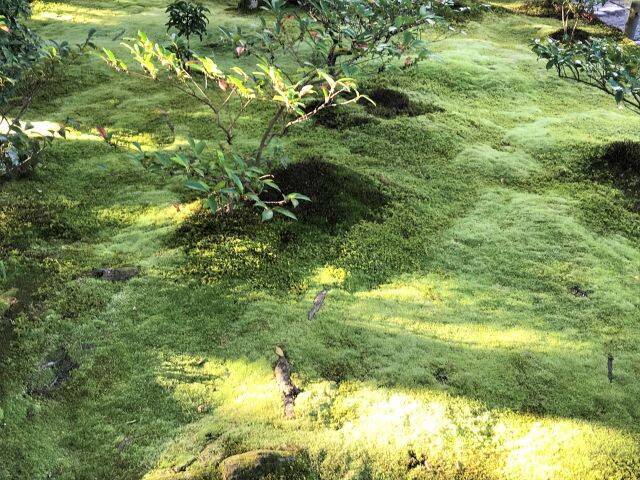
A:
[219, 450, 298, 480]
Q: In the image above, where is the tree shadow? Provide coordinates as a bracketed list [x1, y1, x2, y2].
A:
[168, 158, 390, 293]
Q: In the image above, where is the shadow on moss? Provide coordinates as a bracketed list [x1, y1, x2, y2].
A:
[362, 87, 444, 119]
[589, 141, 640, 206]
[170, 159, 389, 291]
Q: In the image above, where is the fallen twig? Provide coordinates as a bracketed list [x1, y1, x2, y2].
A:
[308, 289, 328, 321]
[274, 346, 300, 419]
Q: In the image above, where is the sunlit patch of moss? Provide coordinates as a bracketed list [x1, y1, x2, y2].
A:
[311, 265, 347, 288]
[140, 373, 640, 479]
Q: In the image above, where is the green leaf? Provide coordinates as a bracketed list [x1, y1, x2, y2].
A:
[290, 193, 311, 202]
[229, 172, 244, 192]
[185, 180, 210, 192]
[273, 207, 297, 220]
[261, 208, 274, 221]
[205, 197, 218, 214]
[263, 179, 280, 191]
[171, 154, 189, 168]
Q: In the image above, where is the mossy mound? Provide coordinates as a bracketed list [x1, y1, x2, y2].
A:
[362, 87, 443, 118]
[171, 160, 388, 289]
[519, 0, 559, 17]
[266, 159, 388, 226]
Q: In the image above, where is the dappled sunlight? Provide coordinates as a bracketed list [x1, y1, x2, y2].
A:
[0, 118, 61, 136]
[356, 275, 454, 304]
[97, 201, 199, 229]
[145, 351, 640, 479]
[4, 0, 640, 478]
[310, 265, 348, 288]
[33, 4, 126, 26]
[351, 275, 589, 352]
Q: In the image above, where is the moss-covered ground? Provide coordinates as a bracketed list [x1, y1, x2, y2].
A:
[1, 1, 640, 478]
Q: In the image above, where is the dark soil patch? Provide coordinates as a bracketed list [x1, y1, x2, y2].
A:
[570, 284, 589, 298]
[407, 450, 428, 470]
[549, 28, 591, 43]
[361, 88, 443, 119]
[589, 141, 640, 208]
[87, 266, 139, 281]
[434, 366, 450, 384]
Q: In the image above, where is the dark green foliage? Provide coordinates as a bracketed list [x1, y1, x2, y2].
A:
[532, 37, 640, 113]
[0, 1, 94, 179]
[221, 0, 452, 77]
[0, 0, 40, 92]
[165, 0, 210, 43]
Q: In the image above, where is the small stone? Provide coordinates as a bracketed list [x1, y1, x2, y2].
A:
[219, 450, 297, 480]
[570, 285, 589, 298]
[172, 456, 197, 473]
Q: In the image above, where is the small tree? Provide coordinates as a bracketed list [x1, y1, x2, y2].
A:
[102, 0, 451, 220]
[165, 0, 210, 46]
[0, 0, 94, 179]
[222, 0, 451, 77]
[558, 0, 600, 41]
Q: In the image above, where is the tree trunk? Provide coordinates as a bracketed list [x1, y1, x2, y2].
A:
[625, 0, 640, 39]
[238, 0, 260, 11]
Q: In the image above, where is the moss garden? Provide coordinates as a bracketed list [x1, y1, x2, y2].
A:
[1, 0, 640, 479]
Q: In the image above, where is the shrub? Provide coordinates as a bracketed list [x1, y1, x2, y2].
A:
[0, 0, 94, 179]
[524, 0, 599, 41]
[165, 0, 210, 45]
[532, 37, 640, 111]
[103, 0, 451, 221]
[221, 0, 453, 77]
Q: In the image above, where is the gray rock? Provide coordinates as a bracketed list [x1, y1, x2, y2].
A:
[219, 450, 297, 480]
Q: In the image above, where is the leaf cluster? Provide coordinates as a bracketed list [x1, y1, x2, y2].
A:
[533, 37, 640, 113]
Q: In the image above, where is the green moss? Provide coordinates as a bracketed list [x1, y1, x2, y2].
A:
[2, 3, 640, 480]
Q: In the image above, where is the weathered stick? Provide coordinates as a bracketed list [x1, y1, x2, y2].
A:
[607, 354, 614, 383]
[274, 347, 300, 419]
[308, 289, 328, 321]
